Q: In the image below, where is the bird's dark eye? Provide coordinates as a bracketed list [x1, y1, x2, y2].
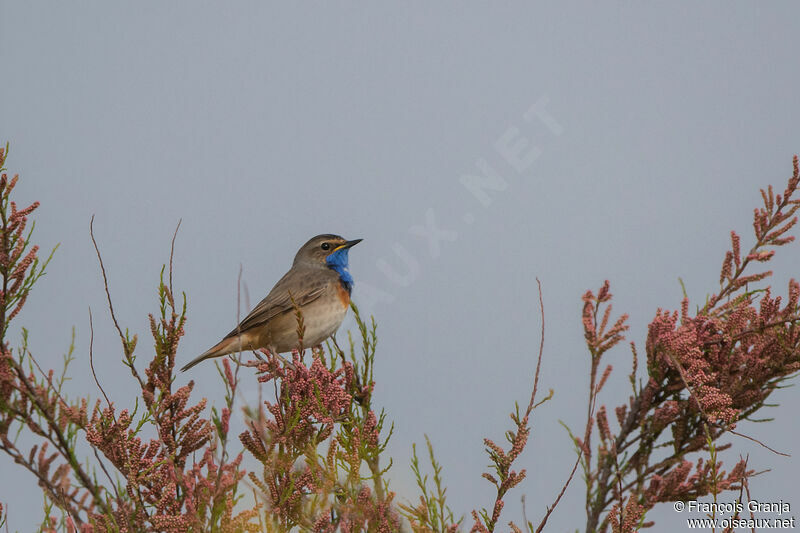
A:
[321, 242, 331, 251]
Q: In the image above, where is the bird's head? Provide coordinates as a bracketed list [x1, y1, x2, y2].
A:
[294, 234, 362, 268]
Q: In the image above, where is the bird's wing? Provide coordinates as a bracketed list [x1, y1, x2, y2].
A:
[223, 267, 330, 339]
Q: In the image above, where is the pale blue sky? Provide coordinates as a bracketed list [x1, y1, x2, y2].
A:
[2, 2, 800, 531]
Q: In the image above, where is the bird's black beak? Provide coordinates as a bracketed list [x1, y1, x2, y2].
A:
[336, 239, 363, 251]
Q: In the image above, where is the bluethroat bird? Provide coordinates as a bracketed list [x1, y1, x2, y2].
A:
[181, 234, 361, 371]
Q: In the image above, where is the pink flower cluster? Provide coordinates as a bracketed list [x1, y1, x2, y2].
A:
[254, 349, 357, 445]
[239, 341, 396, 530]
[584, 158, 800, 532]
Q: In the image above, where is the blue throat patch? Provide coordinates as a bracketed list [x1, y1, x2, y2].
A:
[326, 248, 354, 292]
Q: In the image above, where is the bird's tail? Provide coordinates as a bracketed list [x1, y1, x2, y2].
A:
[180, 336, 241, 372]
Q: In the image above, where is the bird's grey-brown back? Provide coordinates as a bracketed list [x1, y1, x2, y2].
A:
[226, 262, 337, 337]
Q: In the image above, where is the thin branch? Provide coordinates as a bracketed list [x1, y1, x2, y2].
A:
[529, 275, 586, 533]
[88, 307, 112, 409]
[528, 278, 546, 418]
[535, 450, 584, 533]
[539, 379, 599, 533]
[89, 215, 126, 351]
[169, 219, 181, 297]
[89, 215, 145, 390]
[726, 428, 790, 457]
